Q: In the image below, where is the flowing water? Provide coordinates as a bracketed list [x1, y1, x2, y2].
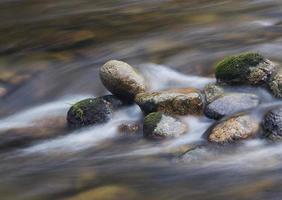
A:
[1, 0, 282, 199]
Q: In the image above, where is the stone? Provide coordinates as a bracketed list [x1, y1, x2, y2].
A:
[135, 88, 204, 115]
[143, 112, 187, 139]
[204, 93, 260, 119]
[263, 106, 282, 140]
[268, 69, 282, 98]
[203, 83, 224, 104]
[215, 52, 276, 85]
[67, 95, 122, 128]
[100, 60, 147, 102]
[205, 114, 260, 144]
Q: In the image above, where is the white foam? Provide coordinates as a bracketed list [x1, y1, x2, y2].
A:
[0, 94, 90, 131]
[139, 63, 214, 90]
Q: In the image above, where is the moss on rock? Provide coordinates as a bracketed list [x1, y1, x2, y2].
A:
[143, 112, 187, 139]
[215, 52, 264, 84]
[67, 97, 114, 128]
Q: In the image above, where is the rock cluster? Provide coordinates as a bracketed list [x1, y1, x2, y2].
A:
[66, 53, 282, 144]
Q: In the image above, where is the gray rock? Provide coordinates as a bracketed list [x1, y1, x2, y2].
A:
[67, 95, 122, 128]
[143, 112, 187, 139]
[204, 93, 260, 119]
[203, 83, 224, 104]
[205, 113, 260, 144]
[135, 88, 204, 115]
[263, 106, 282, 140]
[268, 69, 282, 98]
[100, 60, 147, 102]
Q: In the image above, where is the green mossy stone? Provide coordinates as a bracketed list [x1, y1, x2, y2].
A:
[143, 112, 187, 139]
[215, 52, 264, 84]
[67, 97, 116, 128]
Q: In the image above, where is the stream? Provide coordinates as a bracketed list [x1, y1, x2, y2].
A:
[1, 0, 282, 199]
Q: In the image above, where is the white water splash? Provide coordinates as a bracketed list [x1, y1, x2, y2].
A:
[139, 63, 214, 91]
[0, 94, 90, 131]
[23, 106, 141, 153]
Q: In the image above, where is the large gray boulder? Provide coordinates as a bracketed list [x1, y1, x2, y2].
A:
[204, 93, 260, 119]
[100, 60, 147, 102]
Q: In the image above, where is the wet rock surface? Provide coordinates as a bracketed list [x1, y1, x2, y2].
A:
[99, 60, 147, 102]
[67, 97, 116, 128]
[143, 112, 187, 139]
[268, 69, 282, 98]
[135, 88, 204, 115]
[215, 52, 276, 85]
[206, 114, 260, 144]
[204, 93, 260, 119]
[203, 83, 224, 104]
[263, 106, 282, 140]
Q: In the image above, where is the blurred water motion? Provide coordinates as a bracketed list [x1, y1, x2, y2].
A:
[1, 0, 282, 200]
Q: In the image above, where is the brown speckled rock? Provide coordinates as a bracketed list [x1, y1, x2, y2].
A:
[135, 88, 204, 115]
[206, 114, 260, 144]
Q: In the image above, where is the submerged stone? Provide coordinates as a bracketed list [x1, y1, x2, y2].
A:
[65, 185, 138, 200]
[135, 88, 204, 115]
[215, 52, 276, 85]
[99, 60, 147, 102]
[67, 95, 122, 128]
[143, 112, 187, 139]
[118, 121, 141, 135]
[263, 106, 282, 140]
[204, 93, 260, 119]
[205, 114, 260, 144]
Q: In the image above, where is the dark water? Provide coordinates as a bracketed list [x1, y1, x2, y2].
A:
[1, 0, 282, 199]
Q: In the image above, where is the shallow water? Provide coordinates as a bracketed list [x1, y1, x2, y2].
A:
[1, 0, 282, 199]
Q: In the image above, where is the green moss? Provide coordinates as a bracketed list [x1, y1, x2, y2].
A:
[215, 52, 264, 83]
[71, 98, 95, 120]
[143, 112, 163, 134]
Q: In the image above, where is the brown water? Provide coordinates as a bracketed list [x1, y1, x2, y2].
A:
[1, 0, 282, 199]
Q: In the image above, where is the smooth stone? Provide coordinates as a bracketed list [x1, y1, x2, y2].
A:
[215, 52, 276, 85]
[204, 93, 260, 119]
[268, 69, 282, 98]
[143, 112, 187, 139]
[203, 83, 224, 104]
[135, 88, 204, 115]
[205, 114, 260, 144]
[67, 95, 122, 128]
[263, 106, 282, 140]
[99, 60, 147, 102]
